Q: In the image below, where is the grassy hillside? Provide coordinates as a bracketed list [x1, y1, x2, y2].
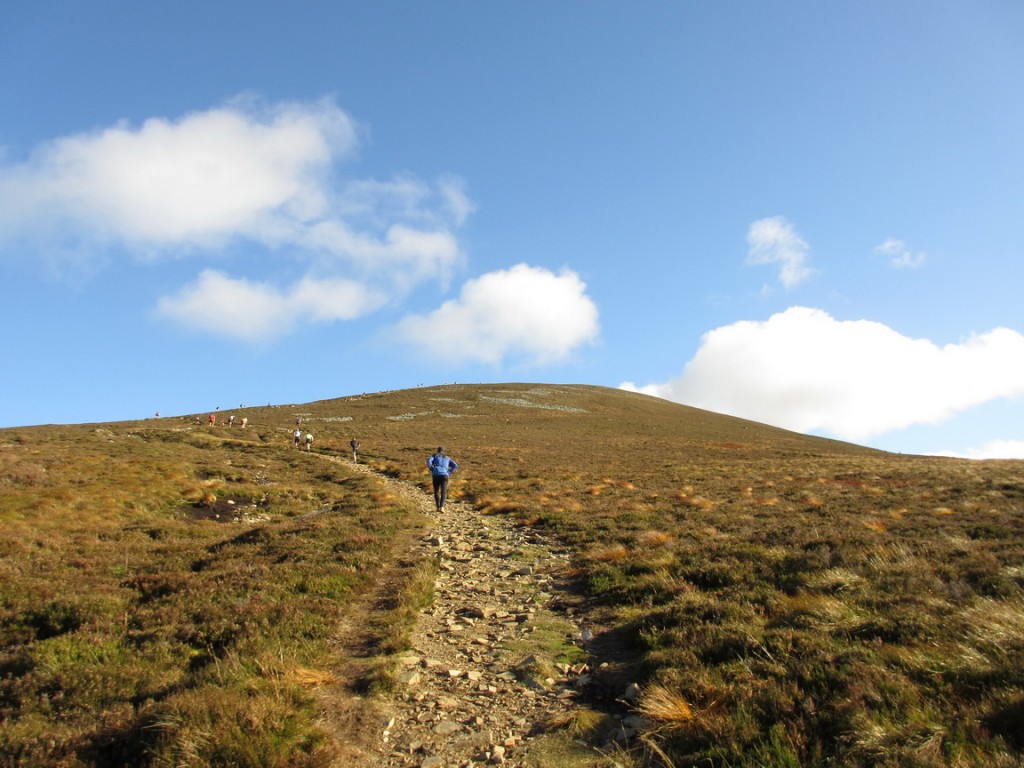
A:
[2, 384, 1023, 766]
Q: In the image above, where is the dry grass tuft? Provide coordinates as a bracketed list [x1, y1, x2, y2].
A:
[805, 567, 864, 594]
[637, 684, 697, 732]
[585, 543, 630, 562]
[635, 530, 674, 549]
[541, 707, 613, 740]
[773, 593, 858, 631]
[290, 667, 340, 686]
[963, 597, 1024, 656]
[801, 492, 824, 508]
[550, 497, 583, 513]
[676, 494, 715, 510]
[477, 495, 520, 514]
[180, 486, 204, 503]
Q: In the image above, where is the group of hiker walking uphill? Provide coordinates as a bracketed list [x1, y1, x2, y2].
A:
[294, 426, 458, 513]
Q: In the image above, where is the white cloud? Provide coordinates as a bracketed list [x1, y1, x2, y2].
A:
[874, 238, 926, 269]
[620, 306, 1024, 442]
[439, 175, 477, 226]
[0, 97, 355, 247]
[0, 96, 474, 341]
[746, 216, 815, 288]
[393, 264, 600, 366]
[932, 440, 1024, 460]
[302, 221, 461, 288]
[155, 269, 387, 342]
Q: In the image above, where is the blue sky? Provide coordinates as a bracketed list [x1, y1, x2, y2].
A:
[2, 1, 1023, 458]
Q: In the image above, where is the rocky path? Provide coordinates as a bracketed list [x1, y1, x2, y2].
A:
[322, 455, 621, 768]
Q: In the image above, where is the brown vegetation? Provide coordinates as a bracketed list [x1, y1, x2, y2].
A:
[2, 384, 1023, 766]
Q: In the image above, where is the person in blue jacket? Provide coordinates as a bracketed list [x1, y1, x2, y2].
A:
[426, 446, 458, 511]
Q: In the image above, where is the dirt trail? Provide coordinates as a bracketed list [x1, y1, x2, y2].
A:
[318, 454, 619, 768]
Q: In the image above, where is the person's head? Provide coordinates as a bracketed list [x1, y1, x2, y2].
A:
[436, 446, 444, 454]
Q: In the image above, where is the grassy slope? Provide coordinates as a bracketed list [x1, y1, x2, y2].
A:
[2, 384, 1023, 766]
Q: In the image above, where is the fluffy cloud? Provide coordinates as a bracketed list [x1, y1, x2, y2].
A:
[156, 269, 387, 342]
[0, 97, 470, 340]
[393, 264, 599, 365]
[934, 440, 1024, 460]
[746, 216, 815, 288]
[874, 238, 927, 269]
[0, 97, 355, 247]
[301, 221, 461, 289]
[621, 306, 1024, 442]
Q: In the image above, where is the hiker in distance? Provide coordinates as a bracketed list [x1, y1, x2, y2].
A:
[350, 438, 360, 462]
[427, 446, 458, 512]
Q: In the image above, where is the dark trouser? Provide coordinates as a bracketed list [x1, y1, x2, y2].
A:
[431, 474, 450, 510]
